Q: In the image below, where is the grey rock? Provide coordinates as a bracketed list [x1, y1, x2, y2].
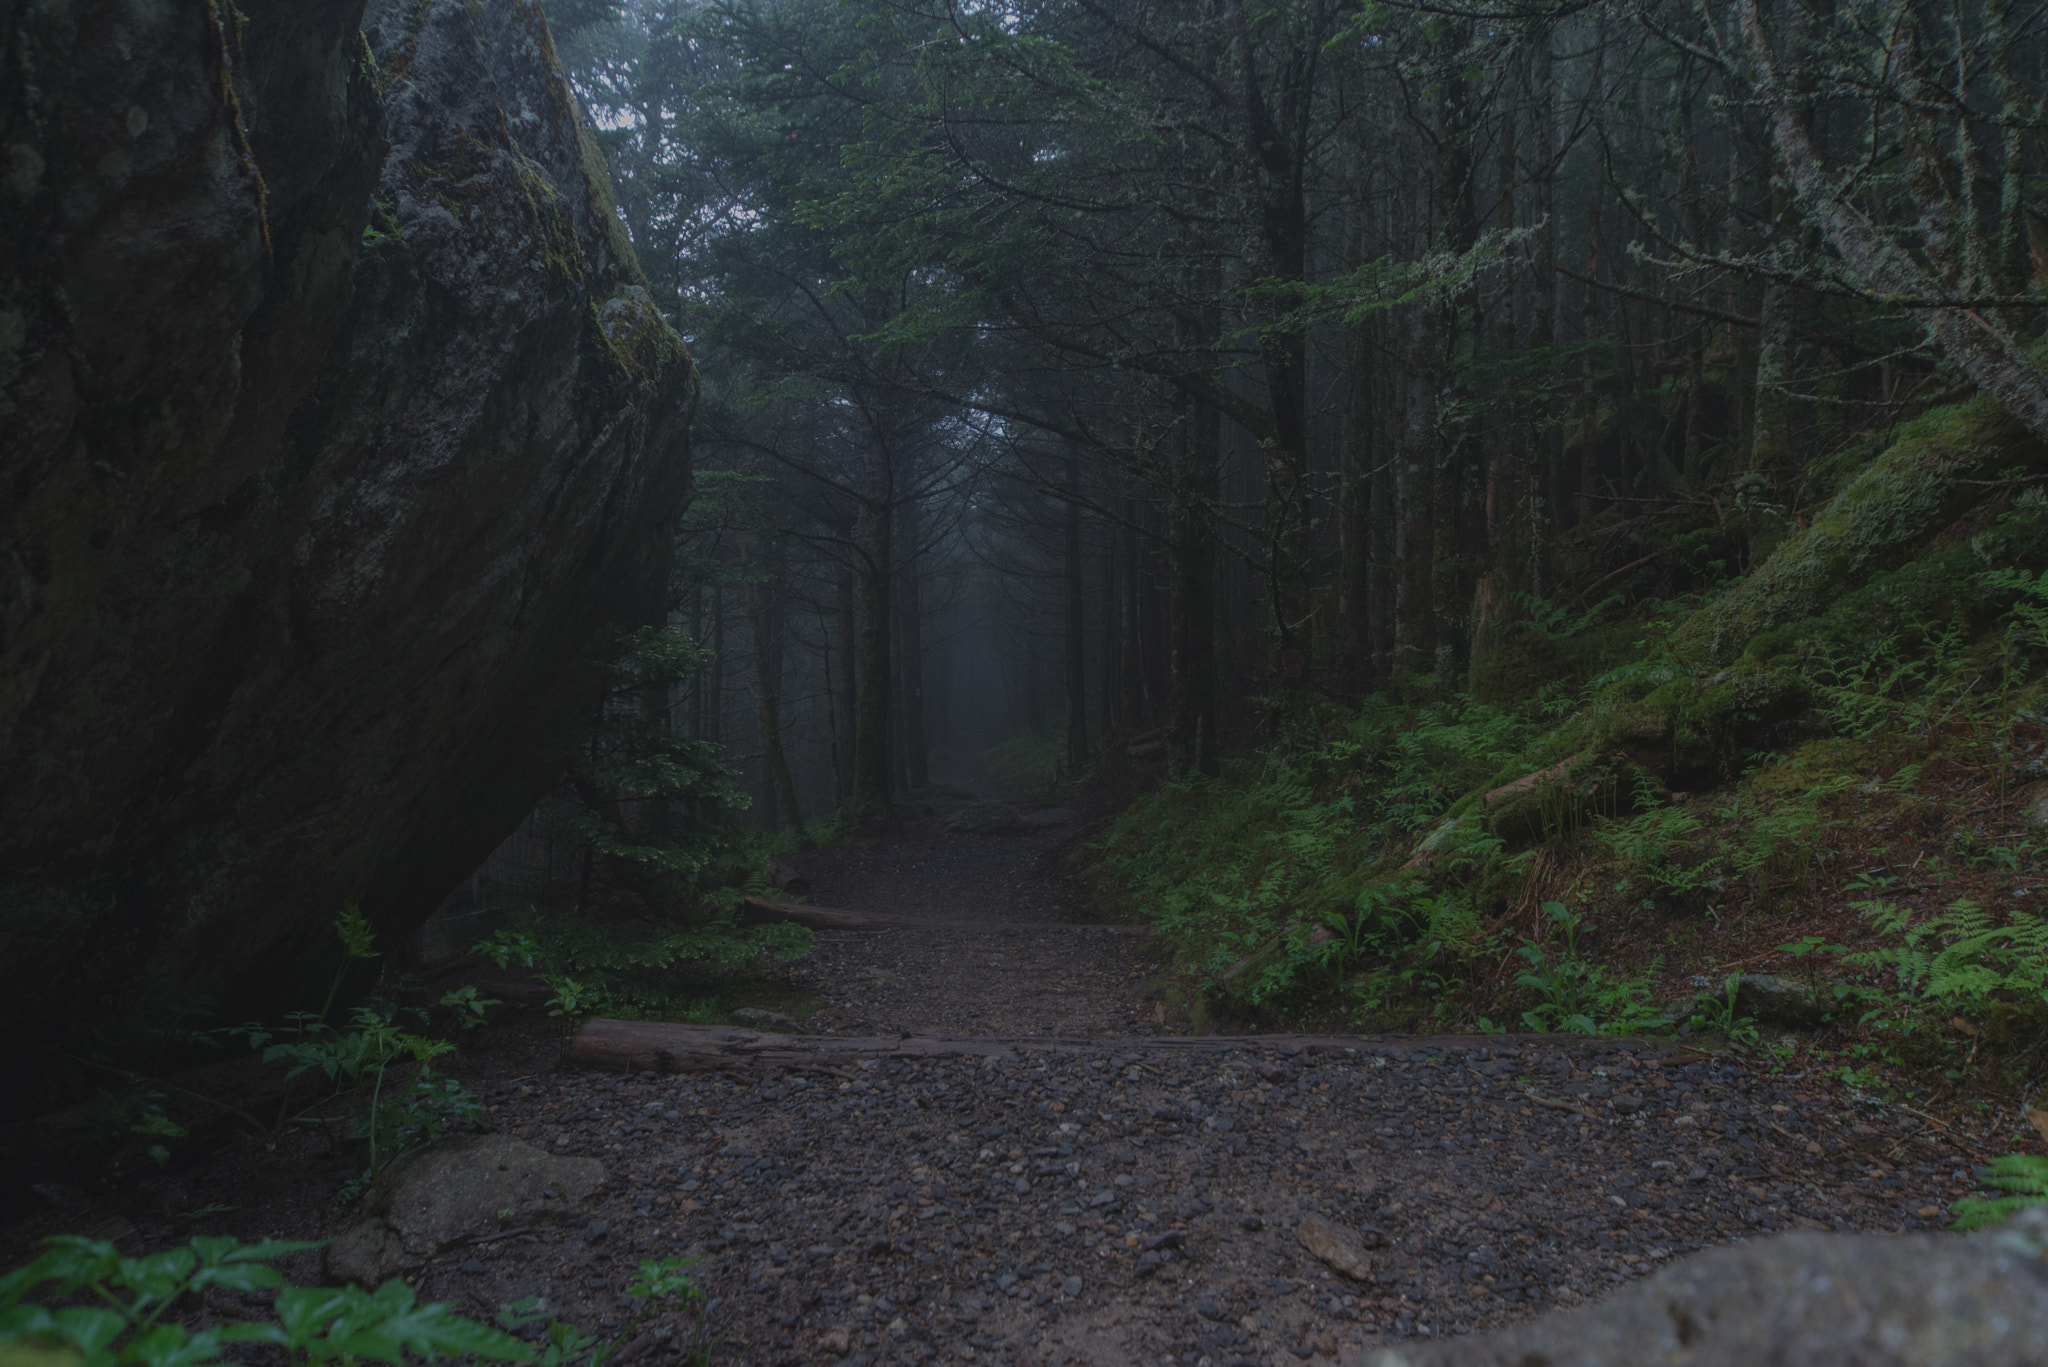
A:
[326, 1134, 605, 1284]
[1, 0, 693, 1090]
[1062, 1276, 1083, 1297]
[1733, 974, 1832, 1028]
[1295, 1215, 1375, 1281]
[1367, 1223, 2048, 1366]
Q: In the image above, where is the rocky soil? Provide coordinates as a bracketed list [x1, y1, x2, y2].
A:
[464, 1032, 1973, 1367]
[788, 811, 1160, 1040]
[1, 788, 1993, 1367]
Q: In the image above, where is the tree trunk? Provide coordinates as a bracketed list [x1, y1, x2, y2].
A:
[1120, 494, 1146, 727]
[896, 496, 929, 794]
[851, 453, 893, 813]
[747, 537, 805, 845]
[1396, 304, 1437, 677]
[1063, 446, 1090, 774]
[1169, 395, 1221, 778]
[1099, 497, 1121, 736]
[831, 565, 857, 804]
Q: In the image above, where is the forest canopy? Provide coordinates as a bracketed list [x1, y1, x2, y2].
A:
[545, 0, 2047, 838]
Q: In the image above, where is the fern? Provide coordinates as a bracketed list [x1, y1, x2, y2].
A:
[1844, 897, 2048, 1033]
[1950, 1155, 2048, 1230]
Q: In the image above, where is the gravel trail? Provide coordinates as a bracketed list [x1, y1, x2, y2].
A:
[786, 805, 1159, 1040]
[440, 791, 1980, 1366]
[15, 788, 1983, 1367]
[470, 1035, 1970, 1367]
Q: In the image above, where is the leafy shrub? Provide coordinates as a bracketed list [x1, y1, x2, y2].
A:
[569, 626, 750, 905]
[202, 910, 489, 1195]
[0, 1235, 706, 1367]
[1687, 974, 1760, 1045]
[1087, 691, 1531, 1014]
[1510, 904, 1663, 1036]
[236, 1004, 486, 1194]
[0, 1234, 531, 1367]
[474, 915, 809, 1024]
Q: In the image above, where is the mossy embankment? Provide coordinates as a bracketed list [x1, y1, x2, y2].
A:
[1076, 395, 2048, 1112]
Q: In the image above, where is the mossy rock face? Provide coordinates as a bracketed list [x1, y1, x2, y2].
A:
[1675, 396, 2047, 664]
[0, 0, 693, 1106]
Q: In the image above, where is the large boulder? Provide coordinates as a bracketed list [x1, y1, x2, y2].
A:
[1366, 1217, 2048, 1366]
[0, 0, 692, 1110]
[326, 1133, 605, 1286]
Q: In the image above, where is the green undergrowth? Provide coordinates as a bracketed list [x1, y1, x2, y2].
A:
[987, 732, 1075, 795]
[0, 1232, 709, 1367]
[473, 911, 811, 1025]
[1081, 401, 2048, 1107]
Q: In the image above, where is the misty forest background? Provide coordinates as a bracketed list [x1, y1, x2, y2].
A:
[481, 0, 2048, 1075]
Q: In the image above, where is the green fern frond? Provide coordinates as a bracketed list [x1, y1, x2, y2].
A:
[1950, 1155, 2048, 1230]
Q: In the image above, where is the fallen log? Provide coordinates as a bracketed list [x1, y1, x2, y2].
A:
[763, 860, 811, 897]
[741, 895, 1149, 936]
[741, 895, 898, 932]
[563, 1018, 1668, 1074]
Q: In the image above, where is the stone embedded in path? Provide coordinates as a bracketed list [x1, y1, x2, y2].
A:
[1295, 1213, 1381, 1281]
[325, 1133, 604, 1285]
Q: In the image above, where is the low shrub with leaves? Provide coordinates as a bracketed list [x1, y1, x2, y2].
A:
[1084, 691, 1533, 1021]
[164, 909, 497, 1198]
[473, 915, 809, 1025]
[0, 1235, 528, 1367]
[234, 1001, 487, 1197]
[0, 1235, 706, 1367]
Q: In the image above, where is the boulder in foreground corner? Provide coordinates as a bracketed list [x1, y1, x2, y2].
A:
[326, 1134, 604, 1285]
[1367, 1215, 2048, 1366]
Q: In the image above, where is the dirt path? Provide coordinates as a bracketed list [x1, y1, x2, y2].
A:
[3, 783, 1991, 1367]
[786, 790, 1159, 1040]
